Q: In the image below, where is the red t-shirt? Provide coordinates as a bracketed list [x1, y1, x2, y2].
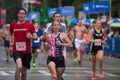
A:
[10, 22, 35, 54]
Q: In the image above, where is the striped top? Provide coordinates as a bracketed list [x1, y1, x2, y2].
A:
[49, 32, 64, 58]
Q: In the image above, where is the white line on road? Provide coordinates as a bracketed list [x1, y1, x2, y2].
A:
[8, 70, 15, 74]
[38, 70, 50, 75]
[102, 71, 118, 77]
[0, 71, 9, 76]
[0, 73, 119, 77]
[83, 71, 99, 76]
[0, 67, 119, 77]
[0, 67, 119, 70]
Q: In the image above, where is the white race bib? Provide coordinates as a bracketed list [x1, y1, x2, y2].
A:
[34, 37, 40, 43]
[16, 42, 26, 51]
[94, 39, 101, 46]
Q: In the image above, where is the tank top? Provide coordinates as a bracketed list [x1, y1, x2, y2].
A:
[93, 27, 103, 46]
[49, 32, 64, 58]
[32, 29, 43, 47]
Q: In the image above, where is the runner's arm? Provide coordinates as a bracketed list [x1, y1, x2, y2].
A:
[61, 33, 72, 47]
[87, 28, 94, 43]
[101, 29, 107, 43]
[32, 33, 38, 40]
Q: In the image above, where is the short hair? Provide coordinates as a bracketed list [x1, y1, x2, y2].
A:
[92, 20, 96, 24]
[17, 8, 27, 14]
[53, 12, 61, 17]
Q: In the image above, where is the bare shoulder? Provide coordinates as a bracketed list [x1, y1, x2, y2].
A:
[101, 28, 106, 35]
[60, 33, 67, 39]
[102, 28, 106, 33]
[61, 32, 67, 36]
[82, 25, 87, 29]
[82, 25, 86, 28]
[74, 25, 78, 29]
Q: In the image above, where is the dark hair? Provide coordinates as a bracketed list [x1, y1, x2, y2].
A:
[93, 20, 96, 24]
[17, 8, 27, 14]
[53, 12, 61, 17]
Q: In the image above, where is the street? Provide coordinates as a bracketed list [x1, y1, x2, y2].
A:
[0, 46, 120, 80]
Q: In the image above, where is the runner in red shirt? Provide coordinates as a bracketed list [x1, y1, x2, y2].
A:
[10, 8, 37, 80]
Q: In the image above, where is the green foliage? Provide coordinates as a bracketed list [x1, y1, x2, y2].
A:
[40, 0, 90, 17]
[0, 0, 21, 23]
[0, 0, 120, 25]
[111, 0, 120, 17]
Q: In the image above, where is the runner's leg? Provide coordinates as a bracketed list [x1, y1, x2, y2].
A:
[21, 66, 27, 80]
[15, 58, 22, 80]
[92, 55, 96, 78]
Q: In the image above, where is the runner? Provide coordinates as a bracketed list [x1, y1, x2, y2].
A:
[74, 19, 88, 65]
[87, 19, 107, 80]
[2, 24, 12, 62]
[10, 8, 37, 80]
[41, 20, 72, 80]
[67, 27, 77, 62]
[44, 12, 67, 59]
[44, 12, 67, 80]
[42, 32, 49, 57]
[44, 12, 67, 34]
[31, 22, 43, 68]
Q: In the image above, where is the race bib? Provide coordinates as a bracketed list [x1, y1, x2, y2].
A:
[16, 42, 26, 51]
[94, 39, 101, 46]
[34, 37, 40, 43]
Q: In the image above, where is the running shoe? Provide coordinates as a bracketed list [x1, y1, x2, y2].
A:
[73, 58, 77, 62]
[100, 73, 104, 78]
[78, 60, 81, 65]
[6, 59, 9, 62]
[9, 52, 13, 57]
[91, 77, 96, 80]
[32, 62, 37, 68]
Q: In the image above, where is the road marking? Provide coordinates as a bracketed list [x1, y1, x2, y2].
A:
[102, 71, 118, 77]
[0, 67, 119, 77]
[0, 67, 119, 70]
[38, 70, 50, 75]
[8, 70, 15, 74]
[0, 71, 9, 76]
[83, 71, 99, 76]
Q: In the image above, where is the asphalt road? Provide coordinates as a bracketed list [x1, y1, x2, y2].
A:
[0, 46, 120, 80]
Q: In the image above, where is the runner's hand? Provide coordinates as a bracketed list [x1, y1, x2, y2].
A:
[101, 40, 106, 44]
[56, 40, 62, 46]
[26, 32, 33, 39]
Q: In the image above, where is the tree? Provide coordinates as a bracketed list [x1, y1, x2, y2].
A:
[112, 0, 120, 17]
[0, 0, 119, 25]
[0, 0, 21, 24]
